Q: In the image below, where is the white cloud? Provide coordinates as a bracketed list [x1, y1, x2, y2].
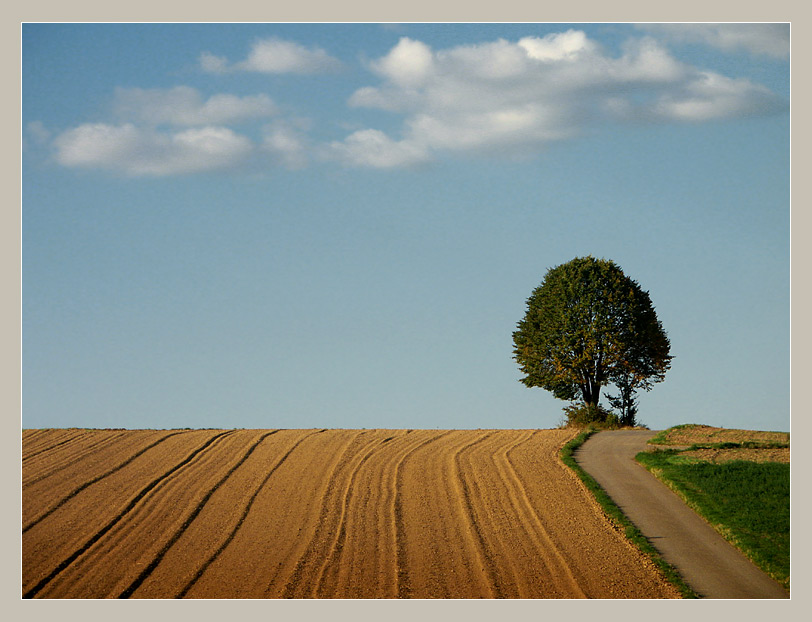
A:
[46, 30, 787, 175]
[636, 24, 790, 59]
[261, 119, 312, 169]
[370, 37, 434, 86]
[651, 71, 784, 122]
[325, 129, 429, 169]
[518, 30, 597, 62]
[52, 123, 254, 176]
[113, 86, 277, 126]
[406, 106, 575, 153]
[201, 37, 342, 74]
[332, 32, 785, 167]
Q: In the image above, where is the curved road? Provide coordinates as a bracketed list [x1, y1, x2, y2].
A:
[574, 429, 788, 599]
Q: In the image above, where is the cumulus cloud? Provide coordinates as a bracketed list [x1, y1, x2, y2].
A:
[261, 118, 312, 169]
[325, 129, 429, 169]
[636, 24, 790, 59]
[201, 37, 342, 74]
[369, 37, 434, 86]
[52, 123, 254, 176]
[45, 29, 787, 175]
[113, 86, 277, 126]
[49, 86, 292, 176]
[649, 71, 784, 122]
[331, 31, 786, 167]
[518, 30, 598, 62]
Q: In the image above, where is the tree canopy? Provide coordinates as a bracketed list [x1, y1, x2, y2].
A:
[512, 256, 672, 425]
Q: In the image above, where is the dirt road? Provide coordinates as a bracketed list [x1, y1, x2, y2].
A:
[574, 429, 789, 599]
[23, 428, 679, 599]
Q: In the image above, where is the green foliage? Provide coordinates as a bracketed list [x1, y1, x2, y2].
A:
[562, 403, 618, 427]
[560, 429, 698, 598]
[513, 256, 672, 419]
[636, 450, 790, 591]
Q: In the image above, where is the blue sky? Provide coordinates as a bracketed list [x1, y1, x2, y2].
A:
[22, 23, 790, 432]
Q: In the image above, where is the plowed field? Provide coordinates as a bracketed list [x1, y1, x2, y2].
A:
[22, 428, 679, 599]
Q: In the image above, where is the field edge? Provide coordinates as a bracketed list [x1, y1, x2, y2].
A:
[635, 447, 790, 593]
[559, 427, 698, 599]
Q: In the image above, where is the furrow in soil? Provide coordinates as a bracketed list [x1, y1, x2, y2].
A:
[22, 428, 684, 599]
[497, 431, 588, 597]
[311, 436, 387, 597]
[393, 430, 453, 598]
[23, 431, 185, 533]
[182, 430, 358, 598]
[280, 430, 385, 598]
[119, 430, 281, 598]
[22, 429, 88, 462]
[23, 430, 235, 598]
[452, 431, 505, 598]
[23, 430, 142, 488]
[171, 430, 324, 598]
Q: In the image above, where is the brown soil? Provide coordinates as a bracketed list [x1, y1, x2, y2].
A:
[654, 425, 789, 446]
[22, 428, 680, 599]
[650, 425, 790, 465]
[677, 447, 789, 464]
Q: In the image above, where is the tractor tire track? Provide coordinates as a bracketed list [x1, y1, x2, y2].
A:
[22, 430, 92, 463]
[23, 431, 233, 598]
[279, 430, 381, 598]
[23, 431, 185, 533]
[311, 438, 384, 597]
[43, 431, 264, 598]
[172, 429, 323, 598]
[118, 430, 282, 597]
[23, 430, 136, 487]
[178, 429, 357, 598]
[452, 431, 505, 598]
[393, 430, 452, 598]
[458, 432, 531, 597]
[311, 430, 435, 598]
[23, 428, 685, 599]
[500, 431, 587, 598]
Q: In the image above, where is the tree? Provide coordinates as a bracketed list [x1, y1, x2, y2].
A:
[606, 369, 638, 427]
[512, 256, 672, 424]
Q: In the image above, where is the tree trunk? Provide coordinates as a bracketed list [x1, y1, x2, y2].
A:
[582, 378, 600, 409]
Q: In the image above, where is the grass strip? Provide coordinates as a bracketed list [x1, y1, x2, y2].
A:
[683, 441, 789, 451]
[635, 449, 789, 592]
[647, 423, 698, 445]
[560, 428, 698, 599]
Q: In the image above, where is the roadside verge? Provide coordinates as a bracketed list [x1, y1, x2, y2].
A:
[572, 429, 789, 599]
[560, 427, 697, 598]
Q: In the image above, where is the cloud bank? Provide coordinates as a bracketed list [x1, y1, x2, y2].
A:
[42, 30, 787, 176]
[326, 32, 786, 168]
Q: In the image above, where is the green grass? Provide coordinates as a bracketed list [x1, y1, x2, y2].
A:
[635, 449, 789, 591]
[684, 441, 790, 450]
[560, 428, 698, 598]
